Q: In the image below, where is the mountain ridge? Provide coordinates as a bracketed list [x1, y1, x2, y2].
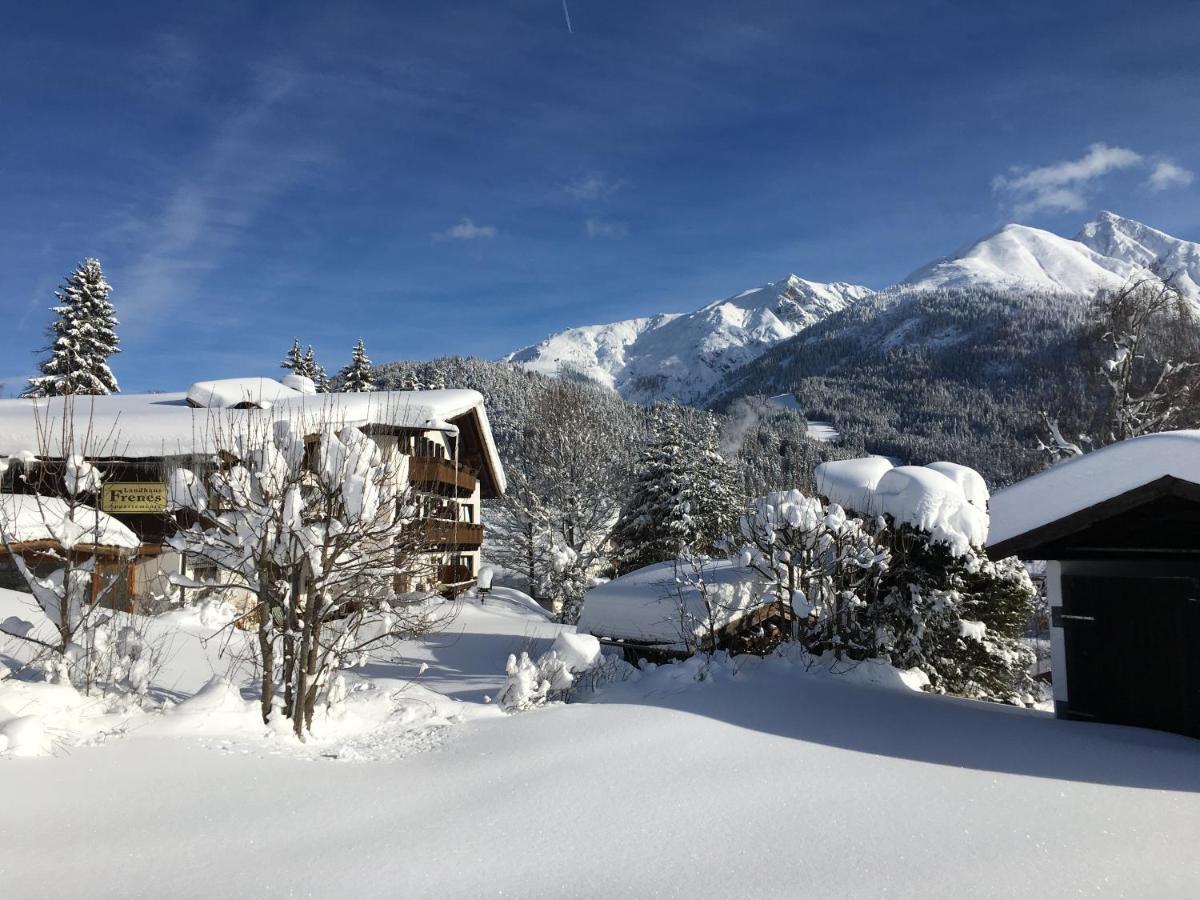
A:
[503, 212, 1200, 406]
[504, 274, 873, 405]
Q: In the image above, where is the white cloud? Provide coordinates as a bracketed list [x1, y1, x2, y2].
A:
[433, 218, 497, 241]
[584, 218, 627, 239]
[563, 173, 626, 202]
[1147, 160, 1194, 192]
[993, 143, 1144, 215]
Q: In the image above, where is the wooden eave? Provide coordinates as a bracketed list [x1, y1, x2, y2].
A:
[987, 475, 1200, 560]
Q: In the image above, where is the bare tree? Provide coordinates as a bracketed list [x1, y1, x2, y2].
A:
[1088, 273, 1200, 442]
[486, 381, 634, 620]
[0, 395, 147, 692]
[165, 402, 444, 738]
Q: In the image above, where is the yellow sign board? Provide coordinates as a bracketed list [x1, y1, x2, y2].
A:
[100, 482, 167, 514]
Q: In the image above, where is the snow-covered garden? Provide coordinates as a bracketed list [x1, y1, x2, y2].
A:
[2, 582, 1200, 898]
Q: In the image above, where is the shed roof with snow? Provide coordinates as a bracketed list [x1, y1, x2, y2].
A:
[0, 380, 506, 497]
[987, 431, 1200, 560]
[576, 560, 774, 652]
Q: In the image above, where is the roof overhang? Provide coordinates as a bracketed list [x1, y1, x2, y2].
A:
[987, 475, 1200, 560]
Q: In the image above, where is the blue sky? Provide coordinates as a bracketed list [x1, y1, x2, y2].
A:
[1, 0, 1197, 393]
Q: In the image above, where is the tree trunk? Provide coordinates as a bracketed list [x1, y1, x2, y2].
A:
[257, 604, 275, 725]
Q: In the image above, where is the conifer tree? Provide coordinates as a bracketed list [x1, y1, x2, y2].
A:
[281, 339, 304, 375]
[613, 406, 741, 574]
[23, 258, 121, 397]
[299, 346, 331, 392]
[338, 339, 376, 392]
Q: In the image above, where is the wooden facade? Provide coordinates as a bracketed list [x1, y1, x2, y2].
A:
[989, 475, 1200, 740]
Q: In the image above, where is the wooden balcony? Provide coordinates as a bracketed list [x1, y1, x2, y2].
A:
[409, 457, 478, 497]
[418, 519, 483, 549]
[438, 564, 475, 587]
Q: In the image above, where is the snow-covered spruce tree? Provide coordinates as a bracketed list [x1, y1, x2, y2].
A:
[338, 339, 376, 393]
[299, 346, 331, 392]
[873, 527, 1037, 703]
[613, 406, 740, 574]
[166, 406, 440, 737]
[23, 259, 120, 398]
[281, 339, 305, 376]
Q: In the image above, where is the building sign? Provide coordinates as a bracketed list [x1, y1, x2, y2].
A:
[100, 482, 167, 514]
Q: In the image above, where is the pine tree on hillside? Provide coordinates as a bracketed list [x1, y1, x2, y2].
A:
[23, 258, 121, 397]
[338, 339, 376, 392]
[281, 339, 305, 375]
[613, 407, 741, 574]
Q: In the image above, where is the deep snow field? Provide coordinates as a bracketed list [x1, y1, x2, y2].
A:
[1, 586, 1199, 898]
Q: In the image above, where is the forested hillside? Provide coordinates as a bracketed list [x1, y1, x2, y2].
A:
[711, 287, 1101, 487]
[373, 356, 850, 498]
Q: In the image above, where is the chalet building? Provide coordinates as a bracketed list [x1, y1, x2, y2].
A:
[0, 377, 505, 609]
[988, 431, 1200, 740]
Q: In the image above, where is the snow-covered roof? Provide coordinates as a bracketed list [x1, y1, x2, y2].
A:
[0, 382, 506, 494]
[576, 560, 773, 650]
[185, 377, 311, 409]
[988, 430, 1200, 549]
[816, 457, 988, 556]
[0, 494, 140, 551]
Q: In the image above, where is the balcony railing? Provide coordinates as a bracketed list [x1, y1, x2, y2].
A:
[417, 519, 483, 549]
[409, 457, 478, 496]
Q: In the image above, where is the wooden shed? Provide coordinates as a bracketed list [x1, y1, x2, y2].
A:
[988, 432, 1200, 739]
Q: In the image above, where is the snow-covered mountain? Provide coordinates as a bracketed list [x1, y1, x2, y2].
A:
[901, 222, 1136, 296]
[504, 275, 874, 404]
[901, 212, 1200, 301]
[502, 212, 1198, 406]
[1076, 211, 1200, 300]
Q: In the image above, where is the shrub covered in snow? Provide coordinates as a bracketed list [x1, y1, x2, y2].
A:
[715, 459, 1039, 704]
[812, 457, 1038, 703]
[497, 632, 605, 712]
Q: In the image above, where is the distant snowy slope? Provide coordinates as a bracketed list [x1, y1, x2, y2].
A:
[1077, 210, 1200, 301]
[504, 275, 873, 404]
[901, 223, 1136, 295]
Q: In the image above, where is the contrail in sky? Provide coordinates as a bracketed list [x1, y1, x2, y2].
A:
[562, 0, 573, 33]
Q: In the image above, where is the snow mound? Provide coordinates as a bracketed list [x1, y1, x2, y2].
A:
[0, 715, 46, 756]
[550, 632, 601, 672]
[816, 458, 988, 555]
[186, 377, 303, 409]
[813, 456, 894, 511]
[924, 461, 989, 508]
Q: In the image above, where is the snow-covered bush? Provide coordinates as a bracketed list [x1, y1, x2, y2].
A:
[871, 533, 1038, 703]
[725, 489, 891, 654]
[813, 457, 1038, 703]
[497, 632, 603, 712]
